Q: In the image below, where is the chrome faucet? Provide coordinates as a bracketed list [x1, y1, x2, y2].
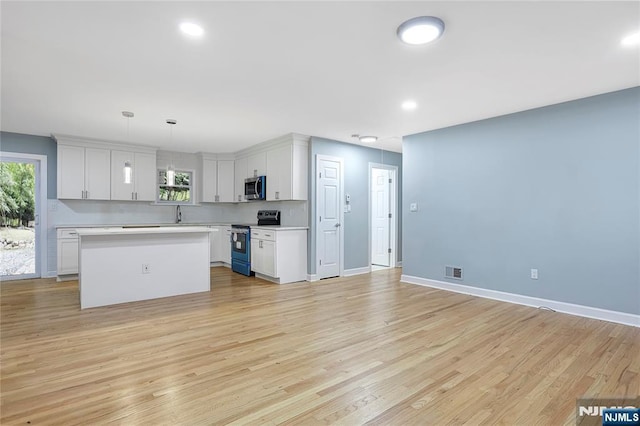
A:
[176, 205, 182, 224]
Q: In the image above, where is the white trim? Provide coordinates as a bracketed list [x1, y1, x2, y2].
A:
[52, 134, 157, 154]
[0, 152, 48, 280]
[344, 266, 371, 277]
[400, 274, 640, 328]
[368, 163, 398, 269]
[307, 274, 319, 282]
[315, 154, 344, 279]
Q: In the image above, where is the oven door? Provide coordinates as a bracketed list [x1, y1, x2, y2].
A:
[231, 230, 249, 261]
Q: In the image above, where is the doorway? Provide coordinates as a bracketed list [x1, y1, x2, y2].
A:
[369, 164, 397, 270]
[315, 155, 344, 279]
[0, 153, 46, 281]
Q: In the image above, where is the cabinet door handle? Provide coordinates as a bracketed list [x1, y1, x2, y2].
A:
[215, 195, 219, 202]
[275, 191, 279, 200]
[259, 240, 263, 248]
[135, 192, 138, 200]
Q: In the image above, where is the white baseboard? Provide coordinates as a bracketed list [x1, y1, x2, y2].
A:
[344, 266, 371, 277]
[307, 274, 319, 282]
[400, 274, 640, 328]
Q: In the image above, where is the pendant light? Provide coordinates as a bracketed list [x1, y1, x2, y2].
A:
[166, 119, 177, 186]
[122, 111, 134, 184]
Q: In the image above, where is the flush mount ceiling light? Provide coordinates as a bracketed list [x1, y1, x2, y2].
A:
[397, 16, 445, 45]
[621, 31, 640, 47]
[359, 135, 378, 143]
[402, 100, 418, 111]
[180, 22, 204, 38]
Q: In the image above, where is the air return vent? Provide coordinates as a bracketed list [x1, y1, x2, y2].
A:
[445, 265, 463, 280]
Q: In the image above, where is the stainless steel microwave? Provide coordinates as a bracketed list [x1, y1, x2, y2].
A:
[244, 176, 266, 200]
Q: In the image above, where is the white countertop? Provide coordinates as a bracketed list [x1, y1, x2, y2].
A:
[75, 226, 213, 236]
[56, 223, 233, 229]
[251, 226, 308, 231]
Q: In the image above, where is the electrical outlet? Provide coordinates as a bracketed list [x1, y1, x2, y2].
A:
[530, 268, 538, 280]
[410, 203, 418, 212]
[142, 264, 151, 274]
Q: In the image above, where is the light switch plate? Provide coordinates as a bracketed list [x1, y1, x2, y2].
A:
[410, 203, 418, 212]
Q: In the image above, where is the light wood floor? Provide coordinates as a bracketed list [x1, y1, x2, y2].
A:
[1, 268, 638, 425]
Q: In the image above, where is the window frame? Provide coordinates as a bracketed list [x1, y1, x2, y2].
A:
[156, 168, 196, 205]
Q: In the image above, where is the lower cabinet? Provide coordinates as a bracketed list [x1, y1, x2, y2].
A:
[209, 225, 232, 265]
[251, 235, 276, 277]
[222, 227, 231, 264]
[57, 228, 79, 276]
[250, 228, 307, 284]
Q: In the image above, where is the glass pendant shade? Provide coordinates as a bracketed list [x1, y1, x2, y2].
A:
[166, 164, 175, 186]
[123, 161, 132, 184]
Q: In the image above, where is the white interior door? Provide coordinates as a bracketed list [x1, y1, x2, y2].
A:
[371, 168, 390, 266]
[316, 156, 342, 279]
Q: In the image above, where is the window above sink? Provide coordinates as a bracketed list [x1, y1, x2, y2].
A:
[157, 169, 194, 205]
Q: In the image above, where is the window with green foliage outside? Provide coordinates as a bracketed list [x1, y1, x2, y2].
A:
[157, 170, 192, 203]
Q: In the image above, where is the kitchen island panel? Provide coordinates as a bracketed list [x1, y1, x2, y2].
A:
[79, 230, 210, 309]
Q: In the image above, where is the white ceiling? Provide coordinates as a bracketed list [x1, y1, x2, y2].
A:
[1, 1, 638, 153]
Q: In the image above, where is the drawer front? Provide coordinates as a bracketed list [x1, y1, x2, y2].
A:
[57, 229, 79, 239]
[251, 228, 275, 241]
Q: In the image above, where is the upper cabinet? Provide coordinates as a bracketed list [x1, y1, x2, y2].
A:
[57, 141, 111, 200]
[247, 151, 266, 178]
[54, 135, 156, 202]
[111, 150, 156, 201]
[200, 155, 235, 203]
[266, 138, 308, 201]
[234, 133, 309, 202]
[234, 157, 248, 202]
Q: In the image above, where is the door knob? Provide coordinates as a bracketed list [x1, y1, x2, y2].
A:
[335, 223, 341, 227]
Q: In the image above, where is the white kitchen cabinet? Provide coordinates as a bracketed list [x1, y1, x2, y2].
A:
[247, 151, 266, 178]
[202, 159, 218, 203]
[57, 145, 111, 200]
[251, 230, 276, 277]
[266, 137, 308, 201]
[209, 226, 221, 262]
[202, 158, 235, 203]
[250, 227, 307, 284]
[222, 226, 231, 264]
[234, 157, 247, 202]
[111, 150, 157, 201]
[57, 228, 79, 276]
[217, 161, 235, 202]
[209, 225, 232, 265]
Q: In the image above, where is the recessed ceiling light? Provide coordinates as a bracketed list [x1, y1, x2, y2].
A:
[621, 31, 640, 47]
[397, 16, 445, 45]
[359, 136, 377, 143]
[402, 100, 418, 111]
[180, 22, 204, 38]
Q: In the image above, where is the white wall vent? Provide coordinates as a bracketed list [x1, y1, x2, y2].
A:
[445, 265, 463, 280]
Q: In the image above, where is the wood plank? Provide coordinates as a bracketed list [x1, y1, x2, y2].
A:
[1, 267, 638, 424]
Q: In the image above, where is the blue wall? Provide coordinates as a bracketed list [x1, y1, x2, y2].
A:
[402, 88, 640, 315]
[1, 132, 57, 198]
[309, 137, 402, 274]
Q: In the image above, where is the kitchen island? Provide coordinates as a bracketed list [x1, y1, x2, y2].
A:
[76, 226, 211, 309]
